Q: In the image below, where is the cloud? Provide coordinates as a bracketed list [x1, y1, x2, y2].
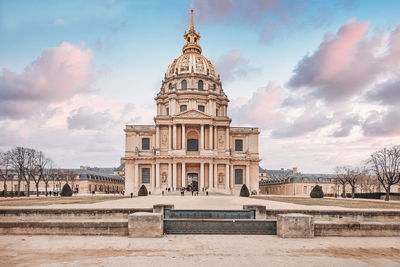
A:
[54, 18, 65, 25]
[365, 78, 400, 106]
[214, 49, 259, 82]
[362, 109, 400, 137]
[190, 0, 235, 24]
[271, 111, 332, 138]
[67, 107, 111, 130]
[288, 20, 400, 103]
[230, 81, 283, 127]
[330, 114, 360, 137]
[0, 42, 94, 118]
[190, 0, 337, 43]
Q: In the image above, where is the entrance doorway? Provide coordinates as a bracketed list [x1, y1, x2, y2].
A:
[187, 173, 198, 191]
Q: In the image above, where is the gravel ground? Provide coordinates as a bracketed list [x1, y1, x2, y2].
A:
[1, 235, 400, 266]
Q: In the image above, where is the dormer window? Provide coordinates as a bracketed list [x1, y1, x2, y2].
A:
[180, 105, 187, 112]
[181, 80, 187, 90]
[198, 80, 203, 90]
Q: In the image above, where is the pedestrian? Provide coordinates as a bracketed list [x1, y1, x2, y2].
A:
[130, 192, 133, 198]
[162, 190, 164, 196]
[206, 190, 208, 196]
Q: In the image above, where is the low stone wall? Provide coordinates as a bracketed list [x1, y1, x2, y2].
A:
[0, 219, 128, 236]
[266, 209, 400, 222]
[315, 221, 400, 237]
[0, 208, 153, 221]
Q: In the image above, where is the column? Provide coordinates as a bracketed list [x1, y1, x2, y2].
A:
[182, 163, 186, 188]
[208, 163, 213, 190]
[182, 124, 186, 150]
[225, 127, 230, 150]
[168, 163, 172, 188]
[214, 126, 217, 150]
[230, 165, 234, 189]
[209, 125, 213, 150]
[200, 163, 204, 190]
[200, 124, 204, 150]
[156, 163, 160, 188]
[168, 125, 172, 150]
[246, 164, 250, 187]
[214, 163, 218, 188]
[151, 164, 155, 191]
[156, 126, 160, 149]
[173, 125, 177, 149]
[124, 161, 134, 196]
[225, 164, 229, 190]
[173, 163, 177, 190]
[134, 163, 139, 188]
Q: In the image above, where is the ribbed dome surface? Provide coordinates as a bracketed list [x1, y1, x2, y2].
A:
[165, 53, 218, 79]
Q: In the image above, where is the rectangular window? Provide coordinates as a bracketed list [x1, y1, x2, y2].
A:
[235, 169, 243, 184]
[198, 105, 205, 112]
[187, 139, 199, 151]
[235, 139, 243, 151]
[142, 168, 150, 184]
[142, 138, 150, 150]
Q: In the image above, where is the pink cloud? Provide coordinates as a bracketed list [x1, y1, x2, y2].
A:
[230, 81, 283, 127]
[288, 20, 400, 102]
[0, 42, 94, 118]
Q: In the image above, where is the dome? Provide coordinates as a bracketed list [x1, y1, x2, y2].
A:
[165, 53, 218, 79]
[164, 9, 219, 81]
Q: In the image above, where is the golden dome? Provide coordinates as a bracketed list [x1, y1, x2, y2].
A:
[165, 9, 219, 80]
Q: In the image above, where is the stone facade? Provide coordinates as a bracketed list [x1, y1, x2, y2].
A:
[123, 10, 260, 195]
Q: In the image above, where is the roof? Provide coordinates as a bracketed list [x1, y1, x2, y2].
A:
[259, 168, 335, 185]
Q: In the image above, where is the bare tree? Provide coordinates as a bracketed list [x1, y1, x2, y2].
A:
[0, 151, 12, 197]
[369, 146, 400, 201]
[334, 166, 348, 198]
[42, 159, 55, 195]
[359, 169, 380, 193]
[26, 150, 50, 197]
[9, 147, 30, 196]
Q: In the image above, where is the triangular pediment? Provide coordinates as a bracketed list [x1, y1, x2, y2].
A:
[175, 109, 211, 118]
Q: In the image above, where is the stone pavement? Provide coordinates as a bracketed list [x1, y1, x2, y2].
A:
[0, 194, 374, 210]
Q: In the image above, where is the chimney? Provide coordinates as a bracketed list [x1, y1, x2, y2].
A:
[293, 167, 298, 174]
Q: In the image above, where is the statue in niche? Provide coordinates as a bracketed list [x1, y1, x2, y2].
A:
[161, 173, 167, 184]
[218, 173, 223, 184]
[161, 134, 167, 146]
[218, 135, 224, 149]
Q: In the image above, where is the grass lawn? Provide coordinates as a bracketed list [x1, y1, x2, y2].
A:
[0, 195, 128, 207]
[255, 196, 400, 209]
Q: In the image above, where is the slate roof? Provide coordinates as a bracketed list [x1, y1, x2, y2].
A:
[259, 167, 335, 185]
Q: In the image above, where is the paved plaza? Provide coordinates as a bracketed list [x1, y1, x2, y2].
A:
[1, 235, 400, 266]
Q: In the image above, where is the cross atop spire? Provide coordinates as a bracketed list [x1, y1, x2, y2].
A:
[183, 9, 201, 54]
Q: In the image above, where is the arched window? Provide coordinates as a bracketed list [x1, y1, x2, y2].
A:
[198, 80, 203, 90]
[188, 37, 191, 43]
[212, 84, 216, 91]
[194, 37, 197, 43]
[168, 83, 172, 89]
[181, 80, 187, 90]
[180, 105, 187, 112]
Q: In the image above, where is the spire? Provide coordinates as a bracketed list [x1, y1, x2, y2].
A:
[190, 9, 194, 30]
[183, 9, 201, 54]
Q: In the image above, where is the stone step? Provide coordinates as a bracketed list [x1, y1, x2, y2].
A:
[0, 219, 128, 236]
[314, 220, 400, 237]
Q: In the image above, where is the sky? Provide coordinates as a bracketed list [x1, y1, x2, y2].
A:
[1, 0, 400, 173]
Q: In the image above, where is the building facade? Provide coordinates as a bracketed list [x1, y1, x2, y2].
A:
[123, 10, 260, 195]
[259, 167, 400, 196]
[1, 166, 124, 196]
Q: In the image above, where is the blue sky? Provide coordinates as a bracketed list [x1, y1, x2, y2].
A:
[1, 0, 400, 172]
